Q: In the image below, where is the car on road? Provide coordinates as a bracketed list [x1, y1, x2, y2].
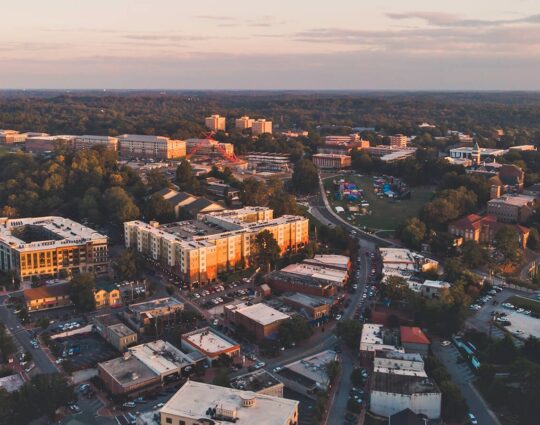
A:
[123, 402, 136, 408]
[467, 412, 478, 425]
[273, 366, 282, 373]
[335, 314, 342, 321]
[441, 340, 451, 347]
[68, 403, 81, 413]
[153, 403, 164, 409]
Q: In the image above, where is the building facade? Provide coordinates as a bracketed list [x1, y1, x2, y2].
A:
[73, 135, 119, 151]
[389, 134, 408, 148]
[24, 283, 72, 312]
[205, 115, 226, 131]
[224, 302, 290, 340]
[487, 194, 537, 223]
[0, 217, 109, 281]
[252, 119, 272, 136]
[312, 154, 351, 169]
[117, 134, 186, 160]
[235, 116, 254, 129]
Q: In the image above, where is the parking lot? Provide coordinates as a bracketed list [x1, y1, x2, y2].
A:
[50, 333, 119, 370]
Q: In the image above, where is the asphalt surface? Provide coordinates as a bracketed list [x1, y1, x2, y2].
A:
[432, 341, 501, 425]
[0, 295, 58, 375]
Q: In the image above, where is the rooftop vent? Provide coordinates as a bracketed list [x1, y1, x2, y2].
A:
[240, 393, 256, 408]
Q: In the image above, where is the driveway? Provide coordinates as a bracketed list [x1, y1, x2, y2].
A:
[432, 340, 501, 425]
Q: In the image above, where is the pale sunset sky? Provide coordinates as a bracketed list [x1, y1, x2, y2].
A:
[2, 0, 540, 89]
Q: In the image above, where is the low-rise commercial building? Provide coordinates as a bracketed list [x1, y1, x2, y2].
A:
[98, 340, 194, 395]
[252, 119, 272, 136]
[125, 207, 308, 287]
[275, 350, 338, 399]
[181, 326, 240, 363]
[281, 293, 331, 321]
[0, 130, 27, 144]
[159, 380, 299, 425]
[359, 324, 403, 365]
[155, 188, 224, 219]
[230, 369, 284, 398]
[312, 153, 351, 169]
[0, 216, 109, 281]
[245, 152, 292, 172]
[93, 314, 138, 351]
[224, 302, 290, 340]
[302, 254, 350, 272]
[279, 262, 348, 287]
[94, 281, 122, 309]
[380, 248, 438, 274]
[123, 297, 184, 333]
[400, 326, 430, 357]
[266, 271, 337, 298]
[73, 135, 119, 151]
[118, 134, 186, 160]
[449, 146, 505, 161]
[24, 283, 72, 312]
[205, 114, 226, 131]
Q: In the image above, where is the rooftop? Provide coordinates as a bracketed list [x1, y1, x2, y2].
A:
[371, 372, 440, 395]
[128, 297, 184, 315]
[182, 327, 240, 355]
[488, 194, 537, 207]
[160, 380, 298, 425]
[0, 216, 106, 251]
[280, 263, 347, 284]
[303, 254, 350, 270]
[24, 283, 70, 301]
[400, 327, 430, 345]
[108, 323, 136, 338]
[98, 355, 157, 387]
[279, 350, 337, 389]
[230, 369, 282, 392]
[129, 340, 193, 375]
[0, 374, 24, 393]
[227, 302, 290, 326]
[282, 292, 332, 309]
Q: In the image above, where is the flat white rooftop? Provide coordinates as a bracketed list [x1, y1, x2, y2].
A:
[230, 302, 290, 326]
[304, 254, 349, 270]
[280, 263, 347, 284]
[160, 380, 298, 425]
[183, 328, 239, 354]
[283, 350, 337, 388]
[129, 340, 190, 376]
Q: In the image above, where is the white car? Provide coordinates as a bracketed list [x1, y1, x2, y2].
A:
[335, 315, 342, 321]
[441, 340, 451, 347]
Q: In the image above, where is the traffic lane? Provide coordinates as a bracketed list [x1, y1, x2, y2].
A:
[432, 341, 501, 425]
[327, 347, 358, 425]
[0, 305, 58, 374]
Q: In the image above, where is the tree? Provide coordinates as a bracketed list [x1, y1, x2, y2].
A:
[145, 169, 170, 192]
[144, 193, 175, 222]
[279, 316, 313, 346]
[325, 360, 341, 385]
[292, 159, 319, 194]
[495, 225, 522, 263]
[268, 192, 299, 217]
[240, 178, 269, 206]
[350, 367, 366, 387]
[381, 276, 411, 301]
[336, 320, 362, 349]
[175, 159, 201, 194]
[114, 249, 142, 280]
[440, 380, 468, 422]
[212, 367, 230, 387]
[69, 273, 96, 312]
[0, 324, 16, 364]
[250, 230, 281, 273]
[527, 227, 540, 251]
[461, 240, 489, 268]
[399, 217, 426, 249]
[104, 186, 140, 225]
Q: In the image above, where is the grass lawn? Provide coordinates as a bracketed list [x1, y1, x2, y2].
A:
[323, 175, 435, 232]
[506, 295, 540, 315]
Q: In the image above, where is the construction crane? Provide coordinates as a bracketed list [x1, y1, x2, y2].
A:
[187, 131, 239, 163]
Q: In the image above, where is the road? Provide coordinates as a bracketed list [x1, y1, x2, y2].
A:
[432, 341, 501, 425]
[0, 295, 58, 375]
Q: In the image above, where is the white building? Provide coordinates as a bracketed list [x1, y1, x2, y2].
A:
[252, 119, 272, 136]
[159, 380, 299, 425]
[74, 135, 119, 151]
[449, 146, 505, 161]
[359, 324, 403, 364]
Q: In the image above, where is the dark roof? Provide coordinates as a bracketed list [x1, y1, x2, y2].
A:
[389, 409, 425, 425]
[94, 314, 122, 327]
[167, 192, 194, 205]
[95, 281, 117, 293]
[371, 372, 440, 396]
[183, 198, 222, 217]
[155, 187, 174, 197]
[24, 283, 70, 301]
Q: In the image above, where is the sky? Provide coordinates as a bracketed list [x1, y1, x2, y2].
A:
[1, 0, 540, 90]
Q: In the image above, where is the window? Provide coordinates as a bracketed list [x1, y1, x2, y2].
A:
[180, 421, 186, 425]
[165, 418, 172, 424]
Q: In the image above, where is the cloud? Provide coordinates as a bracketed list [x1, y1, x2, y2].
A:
[386, 11, 540, 27]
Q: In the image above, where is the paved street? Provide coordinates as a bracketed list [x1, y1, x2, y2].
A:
[432, 341, 501, 425]
[0, 295, 58, 375]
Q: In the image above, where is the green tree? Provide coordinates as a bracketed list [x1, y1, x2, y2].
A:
[527, 228, 540, 251]
[145, 169, 170, 192]
[69, 273, 96, 312]
[381, 275, 411, 301]
[250, 230, 281, 273]
[0, 324, 16, 364]
[104, 186, 140, 224]
[325, 360, 341, 385]
[336, 320, 362, 349]
[175, 159, 201, 194]
[399, 217, 427, 249]
[113, 249, 142, 280]
[292, 159, 319, 194]
[495, 225, 522, 263]
[461, 240, 489, 268]
[440, 380, 468, 422]
[240, 178, 269, 206]
[144, 193, 175, 222]
[212, 367, 230, 387]
[278, 316, 313, 346]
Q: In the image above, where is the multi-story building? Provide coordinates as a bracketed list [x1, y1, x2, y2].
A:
[487, 194, 537, 223]
[448, 214, 530, 248]
[0, 217, 109, 281]
[359, 323, 403, 365]
[400, 326, 430, 357]
[235, 116, 254, 130]
[73, 135, 119, 151]
[124, 207, 309, 286]
[230, 369, 284, 398]
[0, 130, 27, 144]
[123, 297, 184, 333]
[224, 302, 290, 340]
[25, 135, 75, 153]
[246, 152, 292, 172]
[94, 281, 122, 309]
[205, 114, 226, 131]
[449, 146, 505, 161]
[159, 380, 299, 425]
[23, 283, 72, 312]
[281, 293, 331, 321]
[252, 119, 272, 136]
[117, 134, 186, 160]
[389, 134, 408, 148]
[185, 138, 234, 157]
[181, 326, 241, 363]
[312, 153, 351, 169]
